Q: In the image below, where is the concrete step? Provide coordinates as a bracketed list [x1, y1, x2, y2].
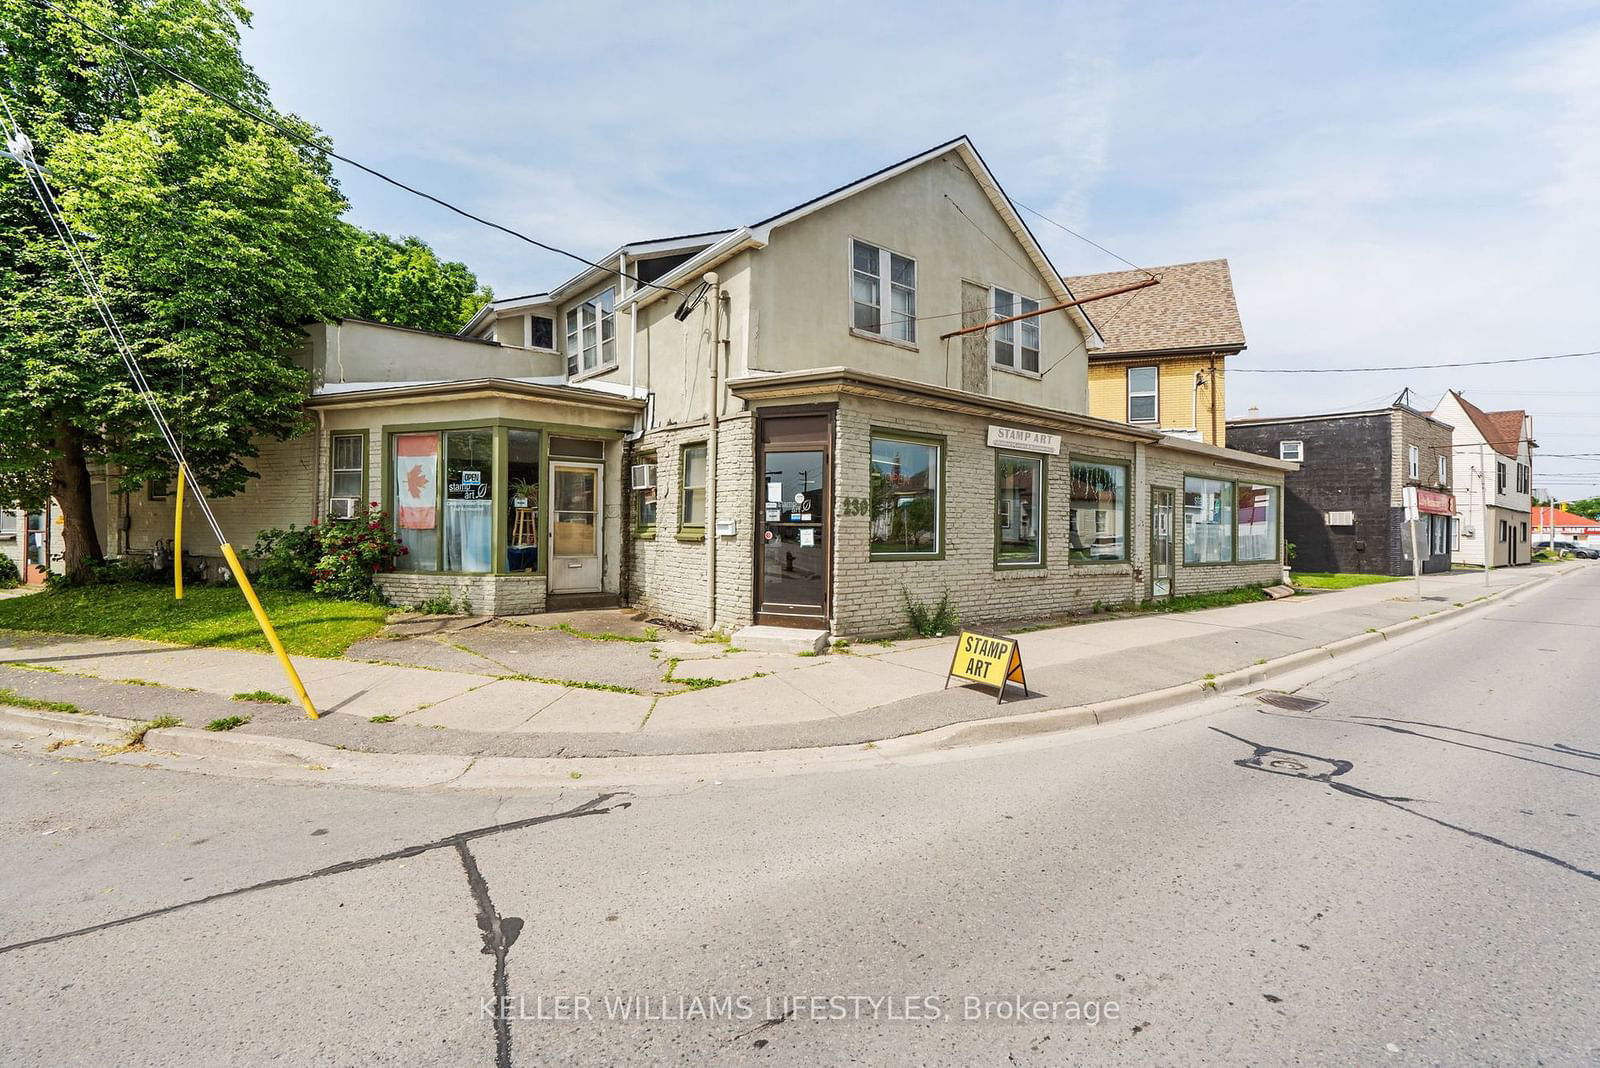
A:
[730, 625, 830, 655]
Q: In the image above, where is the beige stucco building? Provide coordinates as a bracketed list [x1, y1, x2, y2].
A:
[103, 137, 1294, 639]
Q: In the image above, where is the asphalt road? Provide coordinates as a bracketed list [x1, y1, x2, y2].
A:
[2, 568, 1597, 1066]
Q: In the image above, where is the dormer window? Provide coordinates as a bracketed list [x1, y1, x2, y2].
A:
[565, 288, 616, 377]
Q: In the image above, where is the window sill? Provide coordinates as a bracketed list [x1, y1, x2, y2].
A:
[870, 551, 944, 562]
[991, 362, 1042, 381]
[570, 362, 620, 385]
[994, 563, 1047, 575]
[850, 328, 919, 353]
[676, 527, 706, 543]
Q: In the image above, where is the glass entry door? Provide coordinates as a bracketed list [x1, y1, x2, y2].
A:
[1151, 486, 1175, 599]
[756, 414, 831, 626]
[550, 462, 602, 593]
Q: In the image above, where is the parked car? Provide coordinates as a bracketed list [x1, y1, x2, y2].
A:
[1534, 538, 1598, 559]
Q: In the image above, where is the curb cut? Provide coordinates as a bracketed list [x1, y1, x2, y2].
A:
[0, 567, 1573, 787]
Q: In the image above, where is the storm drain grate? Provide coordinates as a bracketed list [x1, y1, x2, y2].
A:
[1255, 692, 1327, 713]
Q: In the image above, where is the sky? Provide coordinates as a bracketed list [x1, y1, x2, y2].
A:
[239, 0, 1600, 499]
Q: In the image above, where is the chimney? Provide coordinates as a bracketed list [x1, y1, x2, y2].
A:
[1247, 404, 1260, 419]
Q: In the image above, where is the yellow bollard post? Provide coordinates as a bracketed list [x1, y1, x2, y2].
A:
[173, 466, 185, 601]
[218, 543, 319, 719]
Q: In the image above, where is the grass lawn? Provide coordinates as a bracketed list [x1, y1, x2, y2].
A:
[0, 583, 386, 659]
[1291, 572, 1404, 590]
[1135, 586, 1271, 613]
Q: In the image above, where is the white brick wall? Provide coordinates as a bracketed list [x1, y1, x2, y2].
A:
[830, 397, 1284, 636]
[376, 572, 546, 615]
[627, 416, 756, 631]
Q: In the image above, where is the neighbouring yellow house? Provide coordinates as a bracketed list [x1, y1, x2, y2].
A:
[1069, 259, 1244, 447]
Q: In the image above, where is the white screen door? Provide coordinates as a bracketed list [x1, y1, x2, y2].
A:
[550, 462, 603, 593]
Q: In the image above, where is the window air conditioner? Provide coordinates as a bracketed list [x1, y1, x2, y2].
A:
[327, 496, 358, 520]
[630, 463, 656, 491]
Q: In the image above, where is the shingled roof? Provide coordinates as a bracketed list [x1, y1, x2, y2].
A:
[1064, 259, 1245, 357]
[1445, 390, 1528, 459]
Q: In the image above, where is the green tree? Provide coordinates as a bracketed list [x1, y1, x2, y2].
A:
[1564, 497, 1600, 520]
[0, 0, 348, 576]
[340, 228, 492, 334]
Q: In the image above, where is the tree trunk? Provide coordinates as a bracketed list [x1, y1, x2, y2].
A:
[49, 421, 104, 579]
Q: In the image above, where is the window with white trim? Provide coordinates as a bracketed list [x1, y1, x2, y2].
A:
[1408, 444, 1419, 480]
[1279, 440, 1303, 462]
[851, 239, 915, 343]
[1437, 454, 1447, 485]
[1127, 366, 1159, 423]
[990, 288, 1040, 373]
[564, 288, 616, 377]
[329, 433, 365, 508]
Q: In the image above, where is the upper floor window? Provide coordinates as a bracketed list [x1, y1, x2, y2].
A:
[1408, 444, 1419, 480]
[1127, 366, 1159, 423]
[1516, 463, 1529, 493]
[1437, 454, 1448, 485]
[529, 315, 554, 350]
[1496, 461, 1506, 493]
[1279, 440, 1303, 462]
[851, 239, 915, 343]
[565, 288, 616, 377]
[991, 288, 1040, 373]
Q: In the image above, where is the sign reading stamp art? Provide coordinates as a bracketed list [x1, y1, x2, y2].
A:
[945, 630, 1029, 704]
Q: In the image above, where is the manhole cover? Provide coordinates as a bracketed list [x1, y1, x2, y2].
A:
[1256, 692, 1327, 713]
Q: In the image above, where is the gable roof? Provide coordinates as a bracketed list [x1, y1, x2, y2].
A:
[621, 136, 1103, 344]
[1442, 390, 1528, 459]
[1063, 259, 1245, 357]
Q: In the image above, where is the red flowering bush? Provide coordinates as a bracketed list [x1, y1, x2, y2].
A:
[251, 507, 404, 602]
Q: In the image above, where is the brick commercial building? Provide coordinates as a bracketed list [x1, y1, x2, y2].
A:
[99, 138, 1293, 640]
[1227, 401, 1455, 577]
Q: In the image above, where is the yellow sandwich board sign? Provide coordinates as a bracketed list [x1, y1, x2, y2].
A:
[945, 630, 1029, 704]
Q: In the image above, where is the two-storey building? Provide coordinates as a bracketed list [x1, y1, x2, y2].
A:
[102, 138, 1293, 639]
[1433, 390, 1534, 567]
[1227, 401, 1456, 576]
[1072, 259, 1243, 446]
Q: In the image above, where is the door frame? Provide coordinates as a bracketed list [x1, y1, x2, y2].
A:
[1149, 484, 1176, 601]
[753, 406, 835, 628]
[548, 459, 604, 593]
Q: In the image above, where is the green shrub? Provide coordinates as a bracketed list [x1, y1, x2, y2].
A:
[415, 592, 467, 615]
[251, 507, 404, 602]
[903, 587, 959, 637]
[0, 553, 20, 589]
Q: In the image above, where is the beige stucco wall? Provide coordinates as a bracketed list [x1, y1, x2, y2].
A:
[746, 152, 1090, 414]
[300, 320, 562, 388]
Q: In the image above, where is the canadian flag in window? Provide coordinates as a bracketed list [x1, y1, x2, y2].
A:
[395, 433, 437, 529]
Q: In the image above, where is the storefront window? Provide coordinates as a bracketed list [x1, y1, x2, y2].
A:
[1185, 476, 1234, 564]
[870, 435, 940, 556]
[506, 429, 541, 573]
[444, 429, 494, 572]
[1237, 483, 1277, 562]
[393, 432, 440, 571]
[1068, 459, 1127, 562]
[995, 453, 1043, 566]
[680, 444, 707, 530]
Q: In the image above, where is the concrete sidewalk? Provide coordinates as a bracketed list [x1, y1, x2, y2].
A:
[0, 564, 1578, 760]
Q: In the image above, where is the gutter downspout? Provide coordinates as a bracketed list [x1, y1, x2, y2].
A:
[705, 271, 721, 631]
[1209, 353, 1219, 444]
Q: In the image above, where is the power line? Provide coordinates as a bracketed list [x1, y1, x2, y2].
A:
[30, 0, 679, 296]
[1010, 199, 1156, 280]
[1232, 349, 1600, 373]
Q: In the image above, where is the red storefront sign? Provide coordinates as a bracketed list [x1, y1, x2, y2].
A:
[1415, 488, 1454, 515]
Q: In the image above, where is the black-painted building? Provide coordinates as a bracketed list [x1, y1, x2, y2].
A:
[1227, 403, 1455, 576]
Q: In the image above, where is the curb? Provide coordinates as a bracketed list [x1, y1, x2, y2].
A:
[0, 567, 1572, 786]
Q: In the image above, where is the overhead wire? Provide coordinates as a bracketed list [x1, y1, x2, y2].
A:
[30, 0, 682, 296]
